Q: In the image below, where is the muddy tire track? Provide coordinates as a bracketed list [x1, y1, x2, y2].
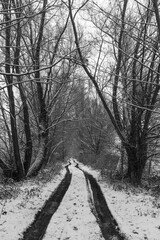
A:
[20, 165, 72, 240]
[76, 164, 125, 240]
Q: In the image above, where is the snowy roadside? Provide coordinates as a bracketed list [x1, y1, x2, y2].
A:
[0, 166, 66, 240]
[77, 160, 160, 240]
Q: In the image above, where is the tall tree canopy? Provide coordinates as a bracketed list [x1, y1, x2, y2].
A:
[1, 0, 160, 185]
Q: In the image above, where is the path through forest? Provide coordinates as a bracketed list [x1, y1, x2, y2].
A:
[43, 163, 104, 240]
[20, 159, 123, 240]
[1, 159, 159, 240]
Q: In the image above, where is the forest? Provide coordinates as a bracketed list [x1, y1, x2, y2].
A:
[1, 1, 160, 239]
[0, 0, 160, 187]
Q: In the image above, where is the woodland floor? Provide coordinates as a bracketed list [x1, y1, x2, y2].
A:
[0, 159, 160, 240]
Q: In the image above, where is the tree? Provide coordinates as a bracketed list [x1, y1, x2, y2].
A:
[0, 0, 73, 179]
[0, 0, 25, 179]
[68, 0, 160, 184]
[78, 98, 115, 158]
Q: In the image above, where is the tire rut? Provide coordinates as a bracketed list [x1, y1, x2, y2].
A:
[19, 164, 72, 240]
[76, 164, 126, 240]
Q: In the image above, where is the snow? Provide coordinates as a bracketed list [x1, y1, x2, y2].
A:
[0, 158, 160, 240]
[43, 163, 104, 240]
[100, 183, 160, 240]
[77, 160, 160, 240]
[0, 168, 66, 240]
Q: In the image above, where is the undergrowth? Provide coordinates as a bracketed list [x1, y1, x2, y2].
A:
[0, 161, 65, 201]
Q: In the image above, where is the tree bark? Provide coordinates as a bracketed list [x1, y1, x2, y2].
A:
[27, 138, 46, 177]
[125, 139, 148, 185]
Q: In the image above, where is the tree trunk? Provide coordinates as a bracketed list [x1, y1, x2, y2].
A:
[20, 87, 33, 175]
[27, 0, 48, 177]
[2, 0, 24, 179]
[12, 0, 33, 175]
[0, 159, 12, 178]
[125, 141, 147, 185]
[115, 144, 127, 177]
[27, 137, 46, 177]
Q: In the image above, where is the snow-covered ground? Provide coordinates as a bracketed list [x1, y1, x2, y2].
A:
[78, 161, 160, 240]
[0, 159, 160, 240]
[0, 167, 66, 240]
[43, 163, 104, 240]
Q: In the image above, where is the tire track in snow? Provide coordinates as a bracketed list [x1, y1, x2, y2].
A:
[76, 164, 126, 240]
[43, 163, 104, 240]
[19, 160, 126, 240]
[19, 164, 72, 240]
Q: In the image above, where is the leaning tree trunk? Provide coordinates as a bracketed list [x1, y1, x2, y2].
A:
[26, 83, 48, 177]
[27, 0, 48, 177]
[27, 135, 48, 177]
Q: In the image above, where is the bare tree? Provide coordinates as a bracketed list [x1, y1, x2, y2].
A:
[0, 0, 73, 179]
[0, 0, 25, 179]
[68, 0, 160, 184]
